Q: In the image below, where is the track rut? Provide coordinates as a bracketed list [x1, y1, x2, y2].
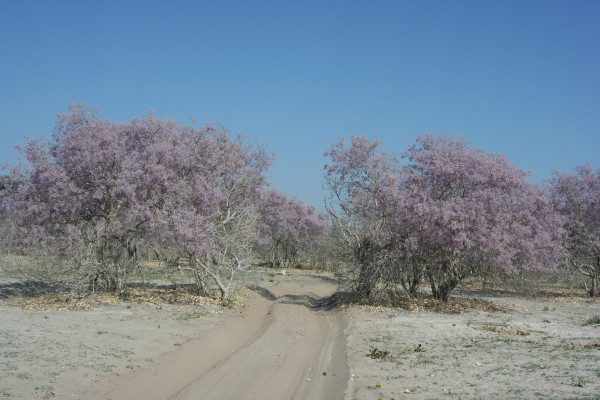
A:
[95, 276, 348, 400]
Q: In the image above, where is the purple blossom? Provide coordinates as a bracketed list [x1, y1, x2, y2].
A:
[325, 134, 564, 302]
[255, 189, 329, 268]
[550, 164, 600, 296]
[3, 104, 272, 294]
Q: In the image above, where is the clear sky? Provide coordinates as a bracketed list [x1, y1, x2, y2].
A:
[1, 0, 598, 209]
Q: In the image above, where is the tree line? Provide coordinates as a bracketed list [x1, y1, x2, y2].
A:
[0, 105, 328, 300]
[1, 105, 598, 302]
[324, 135, 598, 301]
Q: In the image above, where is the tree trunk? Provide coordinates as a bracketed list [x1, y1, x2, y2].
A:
[355, 263, 375, 299]
[428, 262, 460, 303]
[431, 281, 456, 302]
[193, 270, 209, 296]
[191, 255, 230, 300]
[401, 274, 421, 297]
[582, 258, 600, 298]
[589, 259, 599, 297]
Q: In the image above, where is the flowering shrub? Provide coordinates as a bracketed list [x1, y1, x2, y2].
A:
[254, 189, 329, 269]
[3, 104, 271, 296]
[325, 134, 564, 302]
[550, 165, 600, 297]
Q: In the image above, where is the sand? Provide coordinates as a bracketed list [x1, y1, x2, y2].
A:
[92, 276, 348, 400]
[2, 272, 599, 400]
[0, 274, 348, 400]
[345, 290, 600, 399]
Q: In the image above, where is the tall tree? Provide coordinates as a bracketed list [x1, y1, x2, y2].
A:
[324, 135, 416, 300]
[550, 165, 600, 297]
[161, 129, 272, 299]
[401, 134, 563, 301]
[254, 189, 329, 269]
[5, 104, 271, 295]
[325, 134, 564, 302]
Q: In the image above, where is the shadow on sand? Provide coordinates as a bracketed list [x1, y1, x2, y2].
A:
[248, 284, 339, 312]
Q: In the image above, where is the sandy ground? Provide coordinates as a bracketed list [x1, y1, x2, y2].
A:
[345, 289, 600, 400]
[0, 283, 233, 399]
[92, 275, 348, 400]
[1, 272, 600, 400]
[0, 273, 348, 400]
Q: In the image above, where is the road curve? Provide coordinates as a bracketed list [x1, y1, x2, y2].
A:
[94, 275, 348, 400]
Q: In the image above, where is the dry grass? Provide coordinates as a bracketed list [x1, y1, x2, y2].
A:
[563, 341, 600, 350]
[9, 287, 220, 311]
[468, 321, 533, 336]
[458, 273, 592, 301]
[336, 291, 501, 313]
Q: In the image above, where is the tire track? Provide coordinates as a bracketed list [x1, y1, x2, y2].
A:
[95, 276, 348, 400]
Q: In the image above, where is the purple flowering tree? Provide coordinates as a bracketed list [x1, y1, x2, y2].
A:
[324, 135, 417, 300]
[402, 134, 563, 301]
[6, 104, 162, 290]
[325, 134, 564, 302]
[0, 176, 19, 268]
[4, 104, 271, 296]
[550, 165, 600, 297]
[162, 129, 271, 299]
[254, 189, 330, 269]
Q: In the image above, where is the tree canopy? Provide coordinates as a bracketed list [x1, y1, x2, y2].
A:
[325, 134, 564, 301]
[550, 164, 600, 297]
[3, 104, 272, 295]
[1, 104, 596, 303]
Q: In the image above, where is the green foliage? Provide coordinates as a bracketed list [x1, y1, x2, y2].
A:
[221, 294, 238, 308]
[368, 346, 391, 360]
[563, 397, 600, 400]
[178, 311, 206, 320]
[571, 375, 586, 387]
[583, 315, 600, 326]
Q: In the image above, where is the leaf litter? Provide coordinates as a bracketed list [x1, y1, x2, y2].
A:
[9, 287, 220, 311]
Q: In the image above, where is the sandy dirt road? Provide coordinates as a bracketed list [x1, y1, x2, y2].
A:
[92, 276, 348, 400]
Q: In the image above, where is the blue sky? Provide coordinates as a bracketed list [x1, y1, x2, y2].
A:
[1, 0, 598, 209]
